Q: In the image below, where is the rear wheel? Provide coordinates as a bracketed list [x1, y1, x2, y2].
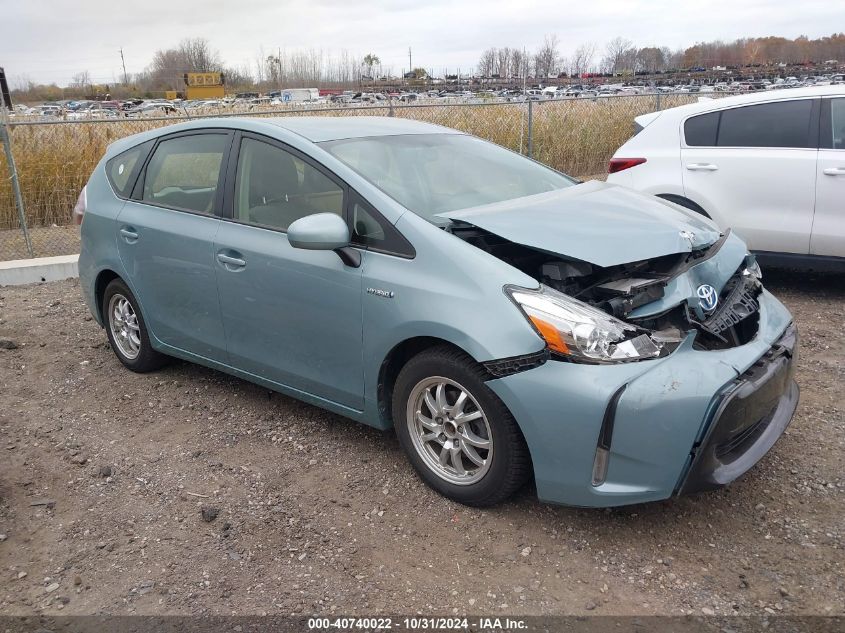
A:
[392, 346, 530, 506]
[102, 278, 167, 372]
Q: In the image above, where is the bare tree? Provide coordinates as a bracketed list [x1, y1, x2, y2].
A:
[571, 42, 597, 78]
[534, 34, 560, 78]
[496, 47, 512, 77]
[179, 38, 221, 72]
[12, 73, 35, 92]
[510, 48, 528, 79]
[145, 38, 223, 91]
[69, 71, 92, 91]
[602, 37, 633, 74]
[477, 48, 496, 77]
[634, 47, 663, 73]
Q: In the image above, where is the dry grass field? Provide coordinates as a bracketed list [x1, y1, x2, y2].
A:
[0, 94, 701, 233]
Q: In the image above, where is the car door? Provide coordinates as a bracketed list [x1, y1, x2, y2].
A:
[681, 98, 819, 254]
[116, 130, 231, 361]
[812, 96, 845, 257]
[213, 133, 364, 409]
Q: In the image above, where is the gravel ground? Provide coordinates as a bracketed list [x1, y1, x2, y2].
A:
[0, 272, 842, 617]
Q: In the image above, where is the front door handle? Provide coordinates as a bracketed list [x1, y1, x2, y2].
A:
[216, 252, 246, 270]
[823, 167, 845, 176]
[685, 163, 719, 171]
[119, 227, 139, 242]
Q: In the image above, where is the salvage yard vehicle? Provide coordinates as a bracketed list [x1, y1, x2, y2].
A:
[607, 85, 845, 270]
[76, 117, 798, 507]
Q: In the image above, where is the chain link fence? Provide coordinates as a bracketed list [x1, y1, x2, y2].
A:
[0, 93, 722, 261]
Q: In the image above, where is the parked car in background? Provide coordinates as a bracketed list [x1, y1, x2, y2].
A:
[125, 102, 178, 117]
[33, 104, 63, 117]
[607, 85, 845, 270]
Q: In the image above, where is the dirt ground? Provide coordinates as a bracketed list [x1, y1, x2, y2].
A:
[0, 272, 842, 617]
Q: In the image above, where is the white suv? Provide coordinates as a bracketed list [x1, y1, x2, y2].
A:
[607, 86, 845, 270]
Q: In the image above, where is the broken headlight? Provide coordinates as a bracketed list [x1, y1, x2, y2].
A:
[507, 284, 664, 363]
[742, 257, 762, 281]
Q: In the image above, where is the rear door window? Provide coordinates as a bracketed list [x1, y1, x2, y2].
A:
[717, 100, 814, 148]
[141, 133, 230, 214]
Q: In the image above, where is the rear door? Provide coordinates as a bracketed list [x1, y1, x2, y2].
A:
[812, 97, 845, 257]
[116, 130, 232, 361]
[681, 98, 819, 254]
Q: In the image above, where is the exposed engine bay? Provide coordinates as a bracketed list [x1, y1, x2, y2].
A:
[449, 222, 763, 354]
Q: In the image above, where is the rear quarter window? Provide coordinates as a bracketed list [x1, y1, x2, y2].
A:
[105, 140, 153, 198]
[684, 112, 719, 146]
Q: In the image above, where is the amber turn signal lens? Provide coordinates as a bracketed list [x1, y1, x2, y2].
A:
[527, 315, 569, 355]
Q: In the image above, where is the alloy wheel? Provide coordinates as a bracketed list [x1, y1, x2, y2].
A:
[108, 293, 141, 360]
[406, 376, 493, 485]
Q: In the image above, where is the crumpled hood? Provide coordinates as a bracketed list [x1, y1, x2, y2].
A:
[438, 181, 722, 268]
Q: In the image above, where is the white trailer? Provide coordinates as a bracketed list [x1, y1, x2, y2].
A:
[277, 88, 319, 103]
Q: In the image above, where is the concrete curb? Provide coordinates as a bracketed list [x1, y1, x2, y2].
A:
[0, 254, 79, 286]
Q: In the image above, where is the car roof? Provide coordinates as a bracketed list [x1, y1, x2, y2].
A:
[658, 85, 845, 119]
[104, 116, 461, 165]
[261, 116, 456, 142]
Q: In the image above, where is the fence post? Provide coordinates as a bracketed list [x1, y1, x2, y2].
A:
[388, 97, 394, 117]
[655, 91, 661, 111]
[0, 108, 33, 258]
[527, 99, 533, 159]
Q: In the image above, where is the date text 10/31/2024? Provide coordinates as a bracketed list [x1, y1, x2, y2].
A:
[307, 617, 528, 630]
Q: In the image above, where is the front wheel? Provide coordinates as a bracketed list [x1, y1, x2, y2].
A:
[392, 346, 530, 506]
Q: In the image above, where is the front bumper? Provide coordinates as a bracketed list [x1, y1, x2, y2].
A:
[678, 324, 798, 494]
[487, 289, 798, 507]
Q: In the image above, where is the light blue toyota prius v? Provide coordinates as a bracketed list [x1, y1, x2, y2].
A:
[76, 116, 799, 507]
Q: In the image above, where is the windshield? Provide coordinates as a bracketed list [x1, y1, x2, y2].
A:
[320, 134, 574, 221]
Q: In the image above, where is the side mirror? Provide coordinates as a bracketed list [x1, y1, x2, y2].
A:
[287, 213, 350, 250]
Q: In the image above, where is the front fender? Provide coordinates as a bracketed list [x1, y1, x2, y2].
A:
[360, 213, 545, 427]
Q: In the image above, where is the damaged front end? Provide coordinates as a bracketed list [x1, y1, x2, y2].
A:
[449, 222, 763, 362]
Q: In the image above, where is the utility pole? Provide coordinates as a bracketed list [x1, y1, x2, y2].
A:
[119, 48, 128, 84]
[278, 47, 282, 91]
[408, 47, 412, 75]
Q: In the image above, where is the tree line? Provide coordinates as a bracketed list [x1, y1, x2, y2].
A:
[478, 33, 845, 78]
[9, 32, 845, 102]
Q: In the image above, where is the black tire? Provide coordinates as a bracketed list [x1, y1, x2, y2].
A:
[392, 345, 531, 506]
[102, 278, 167, 373]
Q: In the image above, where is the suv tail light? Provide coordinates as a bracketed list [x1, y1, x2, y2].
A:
[73, 186, 87, 225]
[608, 157, 646, 174]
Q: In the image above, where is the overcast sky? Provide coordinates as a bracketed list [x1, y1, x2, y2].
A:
[2, 0, 842, 86]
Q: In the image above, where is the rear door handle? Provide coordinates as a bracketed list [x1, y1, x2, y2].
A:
[823, 167, 845, 176]
[216, 252, 246, 270]
[119, 227, 139, 242]
[685, 163, 719, 171]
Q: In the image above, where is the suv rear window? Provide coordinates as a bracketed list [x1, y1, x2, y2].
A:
[105, 140, 153, 198]
[684, 99, 815, 149]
